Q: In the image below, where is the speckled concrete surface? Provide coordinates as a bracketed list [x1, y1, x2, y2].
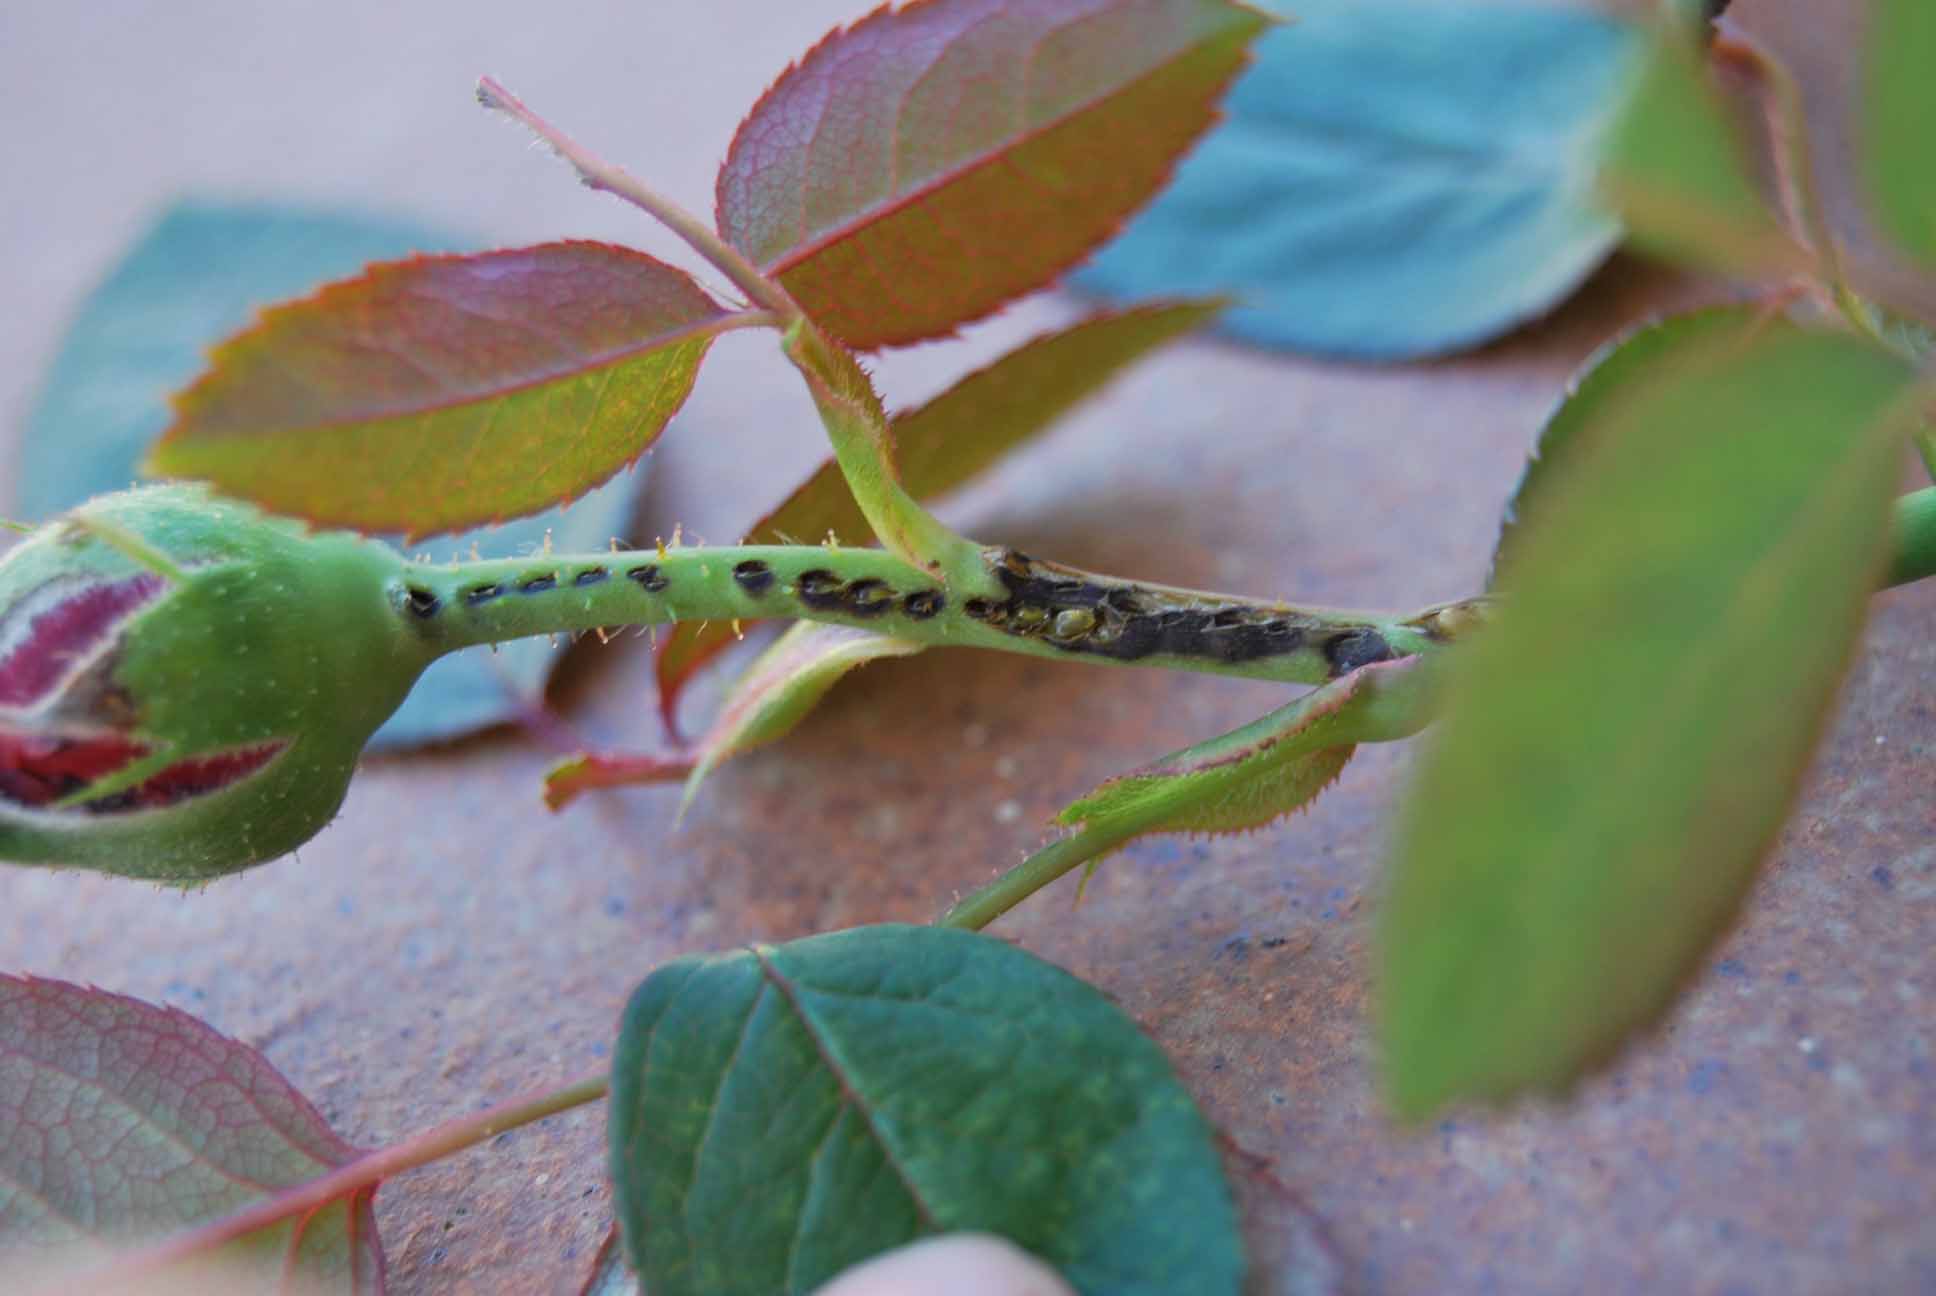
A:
[2, 2, 1931, 1293]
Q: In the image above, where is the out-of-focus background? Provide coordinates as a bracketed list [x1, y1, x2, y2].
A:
[2, 2, 1931, 1292]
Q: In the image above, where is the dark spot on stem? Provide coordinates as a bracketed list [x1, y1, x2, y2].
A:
[1322, 628, 1394, 675]
[626, 565, 668, 593]
[732, 560, 775, 595]
[519, 574, 557, 595]
[794, 569, 845, 612]
[403, 585, 441, 618]
[968, 548, 1339, 667]
[902, 589, 944, 619]
[574, 567, 609, 588]
[464, 583, 505, 607]
[792, 569, 909, 619]
[846, 579, 893, 616]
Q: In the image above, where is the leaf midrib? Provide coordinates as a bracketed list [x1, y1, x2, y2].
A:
[761, 10, 1245, 276]
[192, 314, 727, 436]
[751, 946, 942, 1260]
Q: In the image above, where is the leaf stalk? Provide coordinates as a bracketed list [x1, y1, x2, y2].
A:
[476, 76, 800, 321]
[53, 1069, 610, 1293]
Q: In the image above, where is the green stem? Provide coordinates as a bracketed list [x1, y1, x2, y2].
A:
[1890, 488, 1936, 587]
[940, 827, 1119, 931]
[406, 541, 1475, 691]
[59, 1069, 609, 1292]
[782, 321, 997, 592]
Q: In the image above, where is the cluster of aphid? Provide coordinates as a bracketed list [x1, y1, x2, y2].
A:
[966, 549, 1399, 676]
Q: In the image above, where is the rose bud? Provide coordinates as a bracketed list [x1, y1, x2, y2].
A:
[0, 484, 436, 881]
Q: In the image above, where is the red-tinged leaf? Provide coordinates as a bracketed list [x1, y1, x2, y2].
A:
[148, 241, 734, 539]
[557, 622, 924, 811]
[655, 300, 1222, 723]
[0, 976, 384, 1291]
[544, 749, 694, 812]
[717, 0, 1270, 348]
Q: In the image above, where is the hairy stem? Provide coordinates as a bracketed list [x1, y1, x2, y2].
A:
[940, 827, 1123, 932]
[782, 321, 997, 590]
[477, 76, 798, 320]
[60, 1069, 609, 1290]
[401, 541, 1477, 691]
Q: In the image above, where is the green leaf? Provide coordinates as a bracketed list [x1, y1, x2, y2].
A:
[149, 240, 733, 538]
[608, 925, 1242, 1296]
[1492, 304, 1761, 583]
[1381, 318, 1915, 1120]
[548, 622, 924, 811]
[0, 976, 382, 1289]
[655, 301, 1223, 721]
[717, 0, 1268, 349]
[1058, 656, 1435, 863]
[1863, 0, 1936, 268]
[934, 657, 1442, 930]
[13, 203, 642, 749]
[1599, 15, 1809, 278]
[1077, 0, 1639, 359]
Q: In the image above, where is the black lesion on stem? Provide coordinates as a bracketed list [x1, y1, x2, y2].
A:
[969, 548, 1391, 674]
[1322, 627, 1394, 674]
[626, 564, 668, 593]
[791, 569, 934, 619]
[402, 585, 441, 619]
[574, 566, 610, 588]
[519, 573, 558, 595]
[902, 589, 944, 619]
[845, 579, 894, 617]
[732, 560, 775, 595]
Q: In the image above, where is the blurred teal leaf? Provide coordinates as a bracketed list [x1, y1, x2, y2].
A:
[1075, 0, 1638, 359]
[610, 925, 1241, 1296]
[13, 202, 644, 748]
